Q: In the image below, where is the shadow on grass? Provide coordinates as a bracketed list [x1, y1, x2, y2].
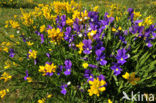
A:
[0, 3, 37, 9]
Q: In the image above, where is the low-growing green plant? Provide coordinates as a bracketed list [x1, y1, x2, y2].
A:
[0, 0, 156, 103]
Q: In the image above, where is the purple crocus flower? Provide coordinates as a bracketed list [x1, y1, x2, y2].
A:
[127, 8, 134, 16]
[109, 17, 114, 24]
[144, 32, 150, 40]
[46, 53, 50, 58]
[9, 49, 15, 58]
[35, 31, 44, 44]
[116, 48, 128, 65]
[134, 20, 143, 24]
[110, 64, 122, 76]
[56, 15, 66, 30]
[84, 69, 91, 78]
[64, 60, 72, 76]
[88, 64, 98, 68]
[64, 27, 71, 39]
[34, 59, 37, 65]
[97, 74, 107, 86]
[69, 43, 76, 49]
[47, 25, 52, 30]
[64, 27, 76, 47]
[127, 8, 134, 22]
[40, 34, 44, 44]
[136, 33, 143, 39]
[56, 16, 62, 30]
[64, 60, 72, 69]
[24, 70, 29, 80]
[61, 15, 66, 27]
[115, 31, 120, 36]
[102, 33, 105, 39]
[70, 35, 75, 43]
[88, 23, 94, 31]
[56, 15, 60, 24]
[134, 20, 144, 33]
[88, 22, 100, 32]
[104, 12, 114, 23]
[129, 24, 140, 34]
[45, 61, 51, 65]
[35, 31, 41, 36]
[64, 68, 71, 75]
[100, 12, 114, 28]
[73, 18, 84, 32]
[61, 84, 68, 95]
[119, 36, 127, 44]
[127, 45, 131, 52]
[80, 57, 88, 61]
[83, 39, 92, 54]
[88, 11, 99, 23]
[64, 27, 74, 43]
[98, 28, 104, 36]
[86, 74, 94, 82]
[146, 41, 153, 48]
[151, 33, 156, 40]
[94, 40, 105, 51]
[124, 30, 128, 35]
[20, 35, 26, 42]
[57, 65, 63, 75]
[73, 19, 80, 32]
[78, 86, 84, 92]
[147, 24, 156, 33]
[84, 69, 94, 82]
[46, 72, 53, 76]
[95, 49, 107, 66]
[97, 74, 105, 81]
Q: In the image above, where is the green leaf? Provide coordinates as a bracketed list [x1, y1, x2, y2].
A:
[136, 51, 150, 70]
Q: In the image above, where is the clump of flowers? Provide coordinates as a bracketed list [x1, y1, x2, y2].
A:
[1, 0, 156, 102]
[47, 28, 64, 44]
[37, 94, 52, 103]
[0, 89, 9, 99]
[122, 72, 140, 85]
[0, 72, 12, 82]
[88, 76, 107, 96]
[28, 50, 37, 59]
[24, 70, 32, 82]
[39, 62, 57, 76]
[60, 84, 68, 95]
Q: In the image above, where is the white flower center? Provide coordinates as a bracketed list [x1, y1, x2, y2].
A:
[78, 33, 82, 37]
[84, 17, 88, 20]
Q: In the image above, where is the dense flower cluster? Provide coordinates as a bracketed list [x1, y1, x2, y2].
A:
[0, 89, 9, 99]
[0, 0, 156, 102]
[88, 75, 107, 96]
[39, 62, 57, 76]
[0, 72, 12, 82]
